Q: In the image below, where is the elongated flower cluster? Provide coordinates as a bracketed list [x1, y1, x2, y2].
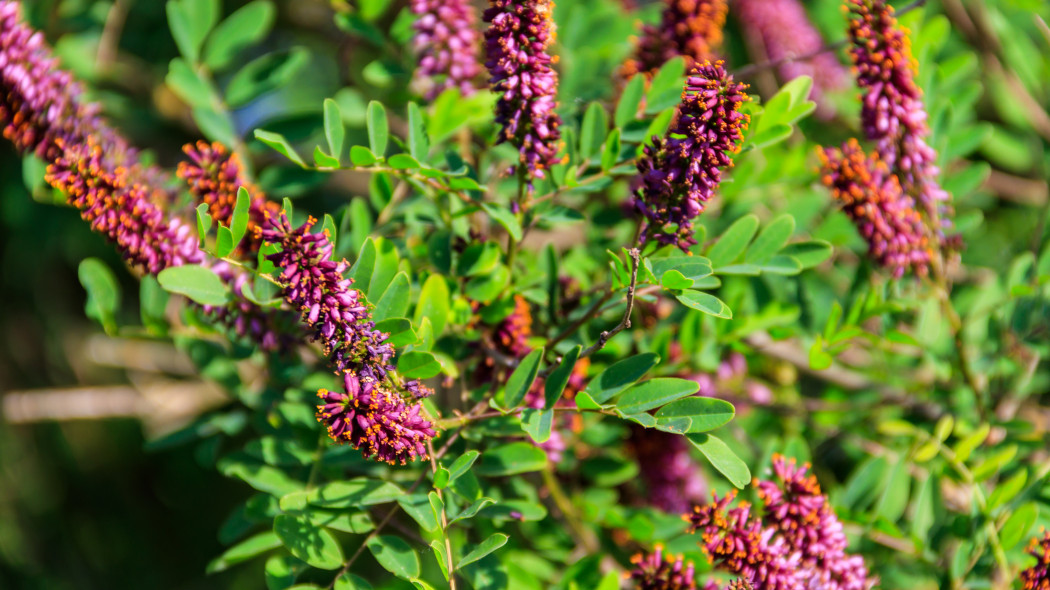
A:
[627, 425, 707, 513]
[687, 456, 874, 590]
[178, 141, 280, 254]
[819, 140, 931, 277]
[258, 212, 434, 461]
[635, 61, 749, 250]
[497, 294, 533, 359]
[734, 0, 847, 118]
[45, 138, 203, 274]
[316, 373, 436, 465]
[1022, 532, 1050, 590]
[846, 0, 948, 221]
[622, 0, 727, 78]
[484, 0, 563, 183]
[755, 455, 871, 590]
[630, 546, 697, 590]
[411, 0, 482, 99]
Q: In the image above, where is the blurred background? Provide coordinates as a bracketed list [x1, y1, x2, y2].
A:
[3, 0, 1049, 587]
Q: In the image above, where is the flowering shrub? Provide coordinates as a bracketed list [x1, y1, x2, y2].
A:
[3, 0, 1050, 588]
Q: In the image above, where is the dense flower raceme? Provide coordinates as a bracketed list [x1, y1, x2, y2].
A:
[687, 456, 874, 590]
[258, 212, 435, 461]
[411, 0, 482, 99]
[484, 0, 564, 184]
[819, 140, 931, 277]
[178, 141, 281, 255]
[316, 372, 437, 465]
[846, 0, 948, 222]
[1022, 532, 1050, 590]
[734, 0, 847, 118]
[635, 61, 749, 250]
[622, 0, 727, 78]
[627, 425, 706, 513]
[630, 545, 697, 590]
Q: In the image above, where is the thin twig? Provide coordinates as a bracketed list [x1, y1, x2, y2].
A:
[96, 0, 130, 70]
[576, 248, 641, 360]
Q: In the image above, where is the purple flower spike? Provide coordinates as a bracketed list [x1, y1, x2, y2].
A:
[635, 60, 749, 250]
[819, 139, 931, 278]
[734, 0, 847, 119]
[622, 0, 727, 78]
[847, 0, 949, 226]
[483, 0, 564, 184]
[411, 0, 482, 99]
[756, 455, 873, 590]
[627, 425, 706, 513]
[630, 545, 697, 590]
[46, 138, 204, 275]
[317, 372, 437, 465]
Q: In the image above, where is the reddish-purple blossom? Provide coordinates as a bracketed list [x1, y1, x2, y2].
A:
[46, 138, 203, 274]
[483, 0, 564, 184]
[630, 545, 697, 590]
[622, 0, 727, 78]
[627, 425, 706, 513]
[819, 139, 931, 277]
[1022, 532, 1050, 590]
[635, 61, 749, 250]
[847, 0, 948, 223]
[687, 456, 875, 590]
[734, 0, 847, 118]
[317, 372, 436, 465]
[756, 455, 873, 590]
[178, 141, 281, 255]
[411, 0, 482, 99]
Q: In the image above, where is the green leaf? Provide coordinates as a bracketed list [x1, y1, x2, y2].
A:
[650, 256, 713, 281]
[480, 203, 523, 241]
[397, 494, 440, 532]
[215, 226, 235, 257]
[433, 468, 450, 489]
[388, 153, 420, 169]
[334, 573, 374, 590]
[226, 48, 308, 107]
[305, 478, 404, 507]
[614, 378, 700, 414]
[230, 186, 251, 247]
[398, 351, 442, 379]
[544, 345, 582, 409]
[195, 203, 213, 245]
[449, 497, 496, 525]
[139, 275, 170, 332]
[987, 469, 1027, 512]
[203, 0, 276, 70]
[952, 424, 989, 463]
[745, 214, 795, 264]
[367, 238, 400, 301]
[446, 451, 480, 484]
[323, 98, 346, 164]
[687, 433, 751, 489]
[157, 265, 230, 306]
[457, 534, 509, 569]
[166, 58, 212, 108]
[374, 318, 417, 347]
[167, 0, 219, 62]
[501, 348, 544, 409]
[79, 258, 121, 332]
[660, 269, 693, 290]
[457, 242, 502, 276]
[584, 352, 659, 404]
[521, 408, 554, 443]
[430, 540, 450, 581]
[873, 460, 910, 522]
[1000, 503, 1038, 550]
[601, 129, 621, 171]
[654, 397, 735, 433]
[350, 145, 377, 167]
[206, 531, 281, 573]
[192, 107, 237, 146]
[780, 240, 832, 269]
[367, 101, 389, 157]
[406, 102, 429, 161]
[646, 57, 686, 114]
[579, 102, 609, 160]
[675, 291, 732, 319]
[465, 266, 510, 304]
[374, 272, 411, 322]
[366, 536, 421, 580]
[273, 515, 343, 570]
[707, 215, 759, 267]
[615, 75, 644, 127]
[254, 129, 305, 167]
[414, 274, 450, 336]
[476, 442, 548, 476]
